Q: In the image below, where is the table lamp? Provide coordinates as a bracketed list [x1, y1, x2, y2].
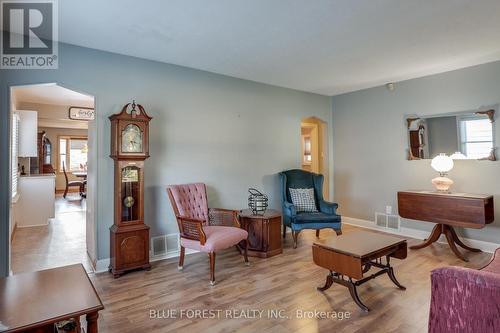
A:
[431, 153, 454, 192]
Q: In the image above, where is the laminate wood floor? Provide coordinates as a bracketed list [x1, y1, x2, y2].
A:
[11, 195, 93, 274]
[89, 225, 491, 333]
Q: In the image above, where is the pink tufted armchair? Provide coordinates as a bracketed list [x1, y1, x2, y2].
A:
[167, 183, 249, 285]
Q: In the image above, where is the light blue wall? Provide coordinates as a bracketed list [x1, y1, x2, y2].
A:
[331, 61, 500, 243]
[0, 43, 331, 271]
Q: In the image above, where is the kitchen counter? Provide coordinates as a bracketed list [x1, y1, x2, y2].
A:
[18, 175, 55, 227]
[20, 173, 56, 179]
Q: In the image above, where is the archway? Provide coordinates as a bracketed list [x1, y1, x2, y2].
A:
[8, 83, 97, 273]
[300, 116, 330, 199]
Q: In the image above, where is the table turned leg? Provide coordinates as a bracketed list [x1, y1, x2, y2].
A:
[410, 224, 442, 250]
[86, 311, 99, 333]
[317, 271, 334, 291]
[386, 256, 406, 290]
[347, 278, 369, 312]
[443, 226, 468, 262]
[410, 223, 480, 261]
[448, 226, 481, 252]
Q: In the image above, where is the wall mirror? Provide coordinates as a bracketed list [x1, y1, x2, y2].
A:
[406, 109, 496, 161]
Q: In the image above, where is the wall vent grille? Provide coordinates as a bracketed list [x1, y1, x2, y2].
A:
[151, 235, 167, 257]
[374, 212, 401, 231]
[151, 234, 181, 257]
[166, 234, 179, 253]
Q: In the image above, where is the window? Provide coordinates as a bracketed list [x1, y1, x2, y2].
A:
[459, 117, 493, 159]
[58, 136, 88, 172]
[11, 113, 20, 199]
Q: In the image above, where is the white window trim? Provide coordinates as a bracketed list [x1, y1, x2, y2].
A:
[457, 115, 494, 158]
[11, 113, 20, 200]
[57, 136, 89, 173]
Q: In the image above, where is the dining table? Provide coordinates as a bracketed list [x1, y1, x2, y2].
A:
[72, 171, 87, 198]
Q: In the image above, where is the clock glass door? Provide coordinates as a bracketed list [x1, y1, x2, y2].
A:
[121, 166, 140, 222]
[121, 124, 143, 153]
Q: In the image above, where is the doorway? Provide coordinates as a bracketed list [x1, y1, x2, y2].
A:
[9, 83, 96, 274]
[301, 117, 330, 199]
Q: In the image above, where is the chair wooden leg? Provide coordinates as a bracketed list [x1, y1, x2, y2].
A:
[316, 230, 320, 238]
[335, 229, 342, 236]
[178, 246, 185, 270]
[209, 252, 216, 285]
[292, 230, 300, 249]
[242, 240, 249, 266]
[63, 186, 68, 199]
[283, 225, 287, 239]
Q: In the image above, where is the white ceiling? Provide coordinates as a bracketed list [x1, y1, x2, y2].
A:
[13, 84, 93, 129]
[59, 0, 500, 95]
[13, 84, 94, 108]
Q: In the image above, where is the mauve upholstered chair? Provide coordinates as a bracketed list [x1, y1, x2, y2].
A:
[428, 248, 500, 332]
[167, 183, 249, 285]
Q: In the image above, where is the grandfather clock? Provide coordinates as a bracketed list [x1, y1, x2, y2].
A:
[109, 101, 152, 277]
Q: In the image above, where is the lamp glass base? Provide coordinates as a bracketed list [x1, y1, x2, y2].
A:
[431, 176, 453, 192]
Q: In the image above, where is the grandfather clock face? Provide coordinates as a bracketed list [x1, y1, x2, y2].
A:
[121, 166, 140, 222]
[121, 124, 143, 153]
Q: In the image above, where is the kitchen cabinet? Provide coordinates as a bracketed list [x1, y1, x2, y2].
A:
[17, 110, 38, 157]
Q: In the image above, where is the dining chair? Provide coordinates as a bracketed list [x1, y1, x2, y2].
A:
[62, 161, 86, 199]
[167, 183, 249, 285]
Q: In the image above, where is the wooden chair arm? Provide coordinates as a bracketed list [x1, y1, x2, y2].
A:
[177, 216, 207, 245]
[209, 208, 240, 228]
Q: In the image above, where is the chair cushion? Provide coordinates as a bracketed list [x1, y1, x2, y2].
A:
[289, 188, 318, 212]
[180, 226, 248, 253]
[294, 212, 341, 224]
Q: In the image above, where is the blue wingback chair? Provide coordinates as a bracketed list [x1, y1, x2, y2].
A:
[279, 169, 341, 248]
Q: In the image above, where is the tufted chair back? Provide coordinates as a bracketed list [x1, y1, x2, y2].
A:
[167, 183, 210, 225]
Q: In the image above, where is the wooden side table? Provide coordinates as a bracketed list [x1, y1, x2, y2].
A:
[238, 209, 282, 258]
[0, 264, 104, 333]
[398, 191, 494, 261]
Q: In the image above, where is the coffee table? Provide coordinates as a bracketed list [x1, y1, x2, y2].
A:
[312, 231, 407, 311]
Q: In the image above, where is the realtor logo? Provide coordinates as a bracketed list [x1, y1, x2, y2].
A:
[1, 0, 58, 69]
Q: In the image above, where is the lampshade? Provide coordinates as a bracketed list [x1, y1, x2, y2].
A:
[431, 153, 454, 173]
[450, 151, 467, 160]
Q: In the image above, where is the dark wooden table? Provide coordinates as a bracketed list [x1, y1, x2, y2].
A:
[72, 172, 87, 198]
[72, 171, 87, 179]
[398, 191, 494, 261]
[312, 231, 407, 311]
[0, 264, 104, 333]
[238, 209, 282, 258]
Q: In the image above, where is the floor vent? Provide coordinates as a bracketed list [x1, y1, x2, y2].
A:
[374, 212, 401, 231]
[151, 235, 168, 257]
[166, 234, 180, 253]
[151, 234, 180, 257]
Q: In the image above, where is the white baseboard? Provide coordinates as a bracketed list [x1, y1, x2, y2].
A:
[343, 216, 499, 254]
[95, 258, 110, 273]
[16, 223, 49, 228]
[94, 248, 199, 274]
[150, 248, 198, 263]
